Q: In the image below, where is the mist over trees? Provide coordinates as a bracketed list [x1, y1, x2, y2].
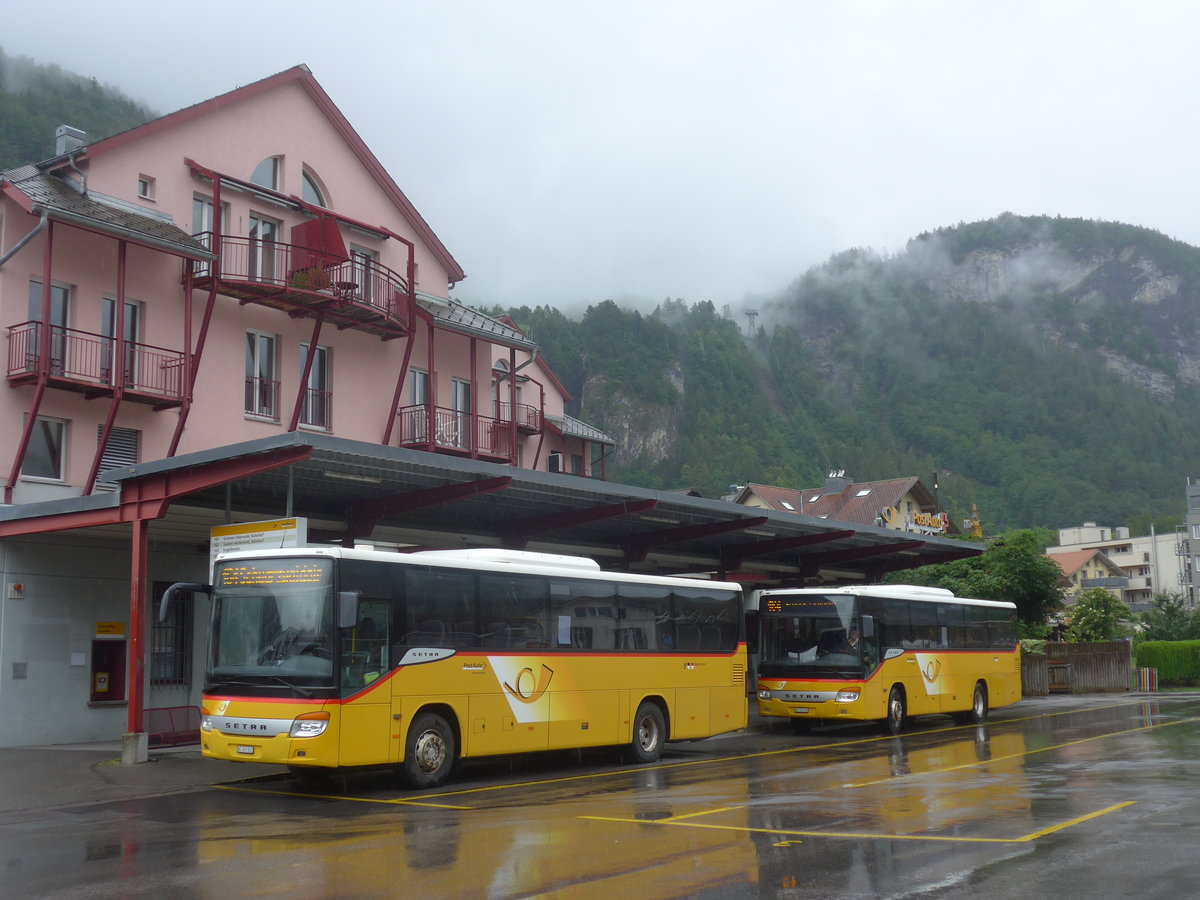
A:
[0, 47, 155, 169]
[509, 216, 1200, 534]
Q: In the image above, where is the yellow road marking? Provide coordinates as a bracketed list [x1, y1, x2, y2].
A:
[214, 784, 475, 809]
[1016, 801, 1136, 841]
[582, 800, 1137, 845]
[847, 715, 1200, 789]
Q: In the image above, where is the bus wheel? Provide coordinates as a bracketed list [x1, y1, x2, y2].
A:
[952, 682, 989, 725]
[630, 701, 666, 763]
[886, 686, 906, 735]
[402, 712, 456, 789]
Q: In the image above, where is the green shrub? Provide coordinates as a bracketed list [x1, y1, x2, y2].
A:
[1135, 640, 1200, 685]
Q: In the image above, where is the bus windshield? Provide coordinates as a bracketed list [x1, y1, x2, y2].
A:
[208, 557, 335, 686]
[758, 594, 864, 677]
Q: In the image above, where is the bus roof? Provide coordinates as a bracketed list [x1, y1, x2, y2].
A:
[752, 584, 1016, 610]
[211, 546, 743, 592]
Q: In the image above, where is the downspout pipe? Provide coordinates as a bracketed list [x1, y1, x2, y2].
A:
[0, 210, 49, 270]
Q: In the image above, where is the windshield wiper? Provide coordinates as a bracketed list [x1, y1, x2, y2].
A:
[208, 676, 314, 698]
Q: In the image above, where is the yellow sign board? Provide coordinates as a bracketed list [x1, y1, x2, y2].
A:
[96, 621, 125, 636]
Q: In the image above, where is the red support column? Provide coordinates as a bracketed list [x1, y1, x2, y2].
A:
[125, 516, 150, 761]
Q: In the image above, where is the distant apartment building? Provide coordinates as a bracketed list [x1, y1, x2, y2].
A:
[1046, 522, 1181, 612]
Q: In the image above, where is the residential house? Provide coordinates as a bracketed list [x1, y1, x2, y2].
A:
[1046, 548, 1128, 607]
[1047, 522, 1181, 612]
[733, 472, 957, 536]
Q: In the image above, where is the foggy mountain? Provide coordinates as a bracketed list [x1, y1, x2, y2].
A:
[512, 214, 1200, 534]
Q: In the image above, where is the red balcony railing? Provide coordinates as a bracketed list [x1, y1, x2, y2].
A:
[7, 321, 185, 406]
[493, 400, 542, 433]
[397, 405, 514, 460]
[244, 376, 280, 419]
[300, 388, 332, 429]
[193, 233, 412, 337]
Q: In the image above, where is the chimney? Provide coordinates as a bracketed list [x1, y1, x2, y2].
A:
[825, 469, 851, 494]
[55, 125, 87, 156]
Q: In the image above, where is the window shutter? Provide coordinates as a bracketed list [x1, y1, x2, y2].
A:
[95, 426, 140, 491]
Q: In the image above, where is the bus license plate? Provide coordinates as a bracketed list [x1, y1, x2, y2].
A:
[792, 708, 809, 715]
[236, 745, 255, 755]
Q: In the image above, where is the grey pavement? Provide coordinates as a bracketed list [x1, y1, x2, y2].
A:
[0, 742, 287, 817]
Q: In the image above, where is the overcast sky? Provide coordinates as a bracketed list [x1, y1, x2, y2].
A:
[5, 2, 1197, 314]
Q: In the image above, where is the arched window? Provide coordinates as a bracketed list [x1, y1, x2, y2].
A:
[250, 156, 280, 190]
[301, 169, 327, 207]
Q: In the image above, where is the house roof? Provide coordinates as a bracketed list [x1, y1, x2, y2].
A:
[738, 477, 934, 527]
[416, 292, 535, 351]
[1047, 549, 1127, 578]
[546, 414, 616, 446]
[46, 65, 465, 284]
[0, 167, 213, 261]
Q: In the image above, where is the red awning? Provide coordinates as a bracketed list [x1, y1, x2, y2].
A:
[289, 216, 349, 272]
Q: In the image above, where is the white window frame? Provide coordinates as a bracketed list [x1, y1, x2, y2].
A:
[299, 342, 331, 430]
[21, 415, 67, 482]
[245, 330, 278, 420]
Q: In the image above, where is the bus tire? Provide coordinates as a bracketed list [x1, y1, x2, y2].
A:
[402, 711, 457, 789]
[886, 685, 907, 735]
[630, 701, 666, 764]
[952, 681, 989, 725]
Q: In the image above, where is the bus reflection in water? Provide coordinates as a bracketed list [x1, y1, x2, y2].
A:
[166, 547, 747, 787]
[754, 585, 1021, 734]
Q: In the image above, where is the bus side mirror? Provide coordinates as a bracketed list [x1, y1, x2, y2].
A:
[159, 582, 211, 622]
[861, 615, 875, 639]
[337, 591, 360, 629]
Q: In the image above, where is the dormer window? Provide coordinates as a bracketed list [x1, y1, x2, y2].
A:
[301, 169, 326, 206]
[251, 156, 280, 190]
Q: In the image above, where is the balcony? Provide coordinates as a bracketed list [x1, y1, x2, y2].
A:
[1080, 577, 1130, 590]
[397, 405, 517, 462]
[7, 321, 185, 408]
[494, 400, 542, 433]
[192, 234, 412, 339]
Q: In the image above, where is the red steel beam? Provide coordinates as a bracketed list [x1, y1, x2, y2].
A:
[339, 476, 514, 544]
[721, 529, 856, 570]
[0, 445, 314, 538]
[500, 499, 659, 550]
[622, 516, 769, 564]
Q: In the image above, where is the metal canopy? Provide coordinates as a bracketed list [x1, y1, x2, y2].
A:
[0, 432, 981, 585]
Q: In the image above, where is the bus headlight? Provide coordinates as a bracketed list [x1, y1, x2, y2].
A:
[835, 689, 861, 702]
[200, 715, 212, 733]
[289, 712, 330, 738]
[758, 690, 774, 701]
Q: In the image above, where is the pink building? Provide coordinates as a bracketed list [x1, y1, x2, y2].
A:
[0, 66, 613, 749]
[0, 65, 611, 507]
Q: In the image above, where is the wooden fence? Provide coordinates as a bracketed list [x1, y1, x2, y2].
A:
[1020, 641, 1132, 696]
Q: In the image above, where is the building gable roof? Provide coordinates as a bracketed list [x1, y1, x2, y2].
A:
[738, 477, 935, 528]
[65, 65, 465, 283]
[1047, 548, 1127, 578]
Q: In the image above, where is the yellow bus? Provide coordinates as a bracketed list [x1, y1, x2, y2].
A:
[167, 547, 746, 787]
[754, 585, 1020, 734]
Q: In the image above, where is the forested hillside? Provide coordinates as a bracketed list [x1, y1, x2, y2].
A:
[0, 48, 154, 168]
[508, 215, 1200, 534]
